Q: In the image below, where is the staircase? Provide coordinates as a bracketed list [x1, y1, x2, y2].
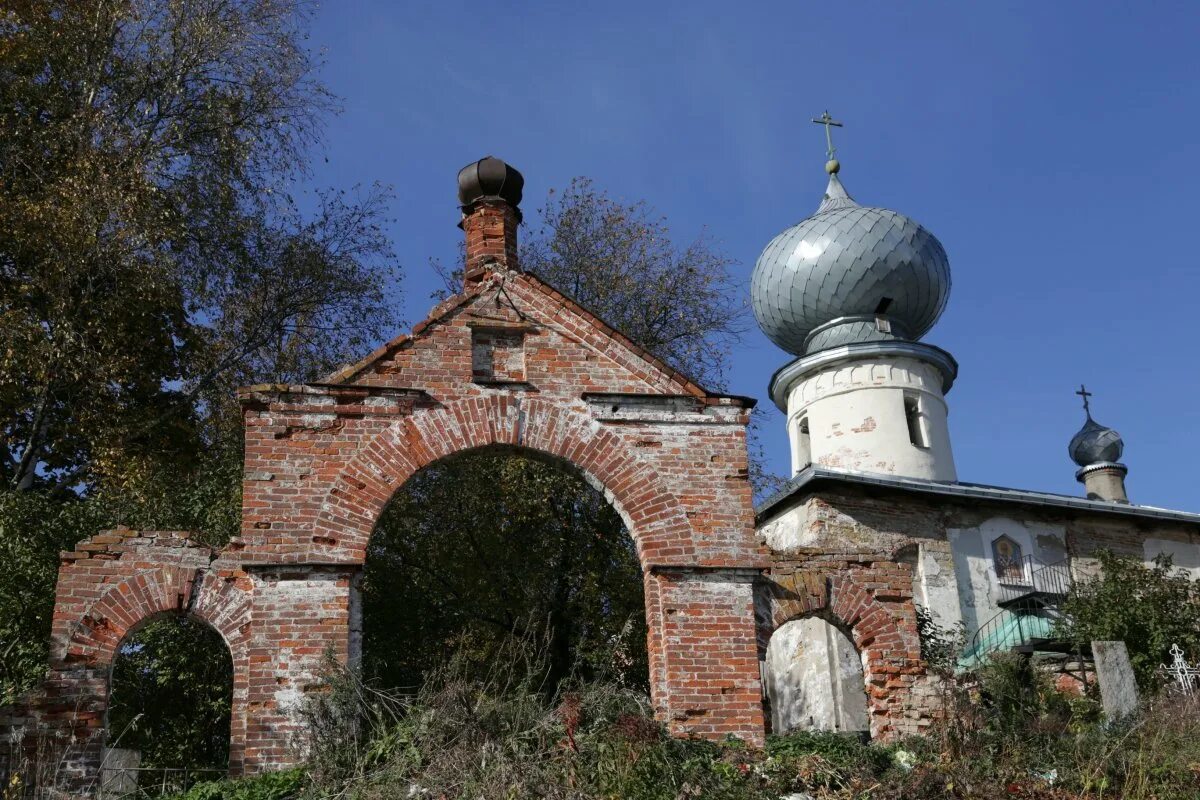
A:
[960, 556, 1076, 669]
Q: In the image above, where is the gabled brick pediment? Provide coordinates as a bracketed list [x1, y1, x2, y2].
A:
[322, 269, 732, 404]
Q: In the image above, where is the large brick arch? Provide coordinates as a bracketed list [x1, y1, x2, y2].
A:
[311, 396, 698, 567]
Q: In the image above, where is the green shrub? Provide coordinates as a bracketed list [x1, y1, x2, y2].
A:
[166, 768, 306, 800]
[230, 630, 1200, 800]
[1058, 549, 1200, 692]
[759, 730, 901, 795]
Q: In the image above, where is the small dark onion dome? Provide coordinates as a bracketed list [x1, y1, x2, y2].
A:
[1068, 415, 1124, 467]
[751, 167, 951, 356]
[457, 156, 524, 210]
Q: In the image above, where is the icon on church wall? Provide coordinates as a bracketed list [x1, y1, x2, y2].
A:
[991, 535, 1026, 583]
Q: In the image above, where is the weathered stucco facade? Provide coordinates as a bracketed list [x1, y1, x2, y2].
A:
[755, 468, 1200, 736]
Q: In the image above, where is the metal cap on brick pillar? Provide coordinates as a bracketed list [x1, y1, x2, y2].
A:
[458, 155, 524, 285]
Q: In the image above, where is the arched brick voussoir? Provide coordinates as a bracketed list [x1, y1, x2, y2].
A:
[312, 423, 423, 551]
[189, 572, 255, 657]
[826, 575, 916, 653]
[312, 395, 700, 568]
[65, 567, 252, 669]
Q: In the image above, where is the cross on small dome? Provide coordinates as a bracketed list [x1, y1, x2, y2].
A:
[1068, 387, 1124, 467]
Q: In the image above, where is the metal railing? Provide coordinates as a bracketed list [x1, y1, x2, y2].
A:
[996, 556, 1072, 605]
[964, 557, 1075, 665]
[967, 605, 1060, 660]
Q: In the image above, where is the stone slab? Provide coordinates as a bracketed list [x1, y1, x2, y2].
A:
[1092, 640, 1138, 722]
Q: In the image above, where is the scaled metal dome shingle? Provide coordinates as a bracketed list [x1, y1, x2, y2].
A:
[750, 172, 951, 356]
[1069, 416, 1124, 467]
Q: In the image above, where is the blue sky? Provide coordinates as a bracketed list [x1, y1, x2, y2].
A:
[303, 1, 1200, 510]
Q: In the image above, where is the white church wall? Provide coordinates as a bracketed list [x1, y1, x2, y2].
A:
[783, 356, 956, 482]
[948, 517, 1067, 639]
[764, 616, 868, 734]
[1063, 519, 1200, 583]
[915, 545, 963, 634]
[1143, 536, 1200, 578]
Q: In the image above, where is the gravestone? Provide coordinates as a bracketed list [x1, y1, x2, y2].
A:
[99, 747, 141, 796]
[1092, 640, 1138, 722]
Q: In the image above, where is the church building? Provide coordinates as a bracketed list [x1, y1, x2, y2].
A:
[751, 117, 1200, 735]
[6, 131, 1200, 790]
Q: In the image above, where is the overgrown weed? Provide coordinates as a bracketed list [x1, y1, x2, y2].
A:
[150, 640, 1200, 800]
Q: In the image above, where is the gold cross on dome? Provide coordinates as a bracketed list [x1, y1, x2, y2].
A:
[811, 110, 843, 160]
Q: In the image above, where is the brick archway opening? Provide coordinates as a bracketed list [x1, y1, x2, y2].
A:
[105, 612, 234, 781]
[764, 567, 928, 740]
[763, 610, 869, 736]
[359, 443, 651, 696]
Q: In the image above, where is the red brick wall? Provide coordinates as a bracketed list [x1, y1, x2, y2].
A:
[242, 566, 355, 769]
[2, 530, 253, 790]
[5, 264, 769, 787]
[653, 570, 765, 741]
[762, 559, 935, 740]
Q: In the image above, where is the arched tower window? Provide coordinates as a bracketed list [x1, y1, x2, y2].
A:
[792, 415, 811, 474]
[904, 393, 928, 449]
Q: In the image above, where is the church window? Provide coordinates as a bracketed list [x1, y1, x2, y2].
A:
[991, 535, 1026, 582]
[792, 415, 811, 473]
[904, 393, 927, 448]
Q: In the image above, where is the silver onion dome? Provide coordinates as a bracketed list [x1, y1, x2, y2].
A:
[1069, 415, 1124, 467]
[751, 169, 951, 356]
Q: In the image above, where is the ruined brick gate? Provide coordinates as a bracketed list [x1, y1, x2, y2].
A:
[2, 158, 934, 790]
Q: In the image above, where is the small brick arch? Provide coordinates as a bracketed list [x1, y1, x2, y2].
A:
[64, 566, 253, 772]
[311, 395, 699, 568]
[765, 569, 924, 740]
[67, 568, 250, 666]
[68, 567, 192, 666]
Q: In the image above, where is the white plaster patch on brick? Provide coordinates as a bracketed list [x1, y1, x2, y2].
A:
[765, 617, 867, 734]
[273, 684, 305, 716]
[759, 503, 815, 551]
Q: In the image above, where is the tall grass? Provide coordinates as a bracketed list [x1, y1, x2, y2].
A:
[15, 637, 1200, 799]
